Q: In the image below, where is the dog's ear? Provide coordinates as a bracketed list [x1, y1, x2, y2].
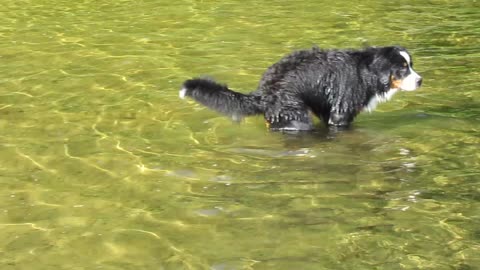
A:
[369, 48, 395, 90]
[378, 70, 391, 90]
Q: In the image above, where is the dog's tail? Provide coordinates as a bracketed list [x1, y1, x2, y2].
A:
[179, 78, 264, 120]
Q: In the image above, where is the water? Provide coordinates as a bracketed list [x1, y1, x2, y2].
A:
[1, 0, 479, 269]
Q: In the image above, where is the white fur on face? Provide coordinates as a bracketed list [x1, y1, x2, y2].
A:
[399, 51, 411, 65]
[399, 51, 421, 91]
[179, 88, 187, 99]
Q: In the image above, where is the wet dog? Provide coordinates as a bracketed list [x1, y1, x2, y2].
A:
[180, 46, 422, 130]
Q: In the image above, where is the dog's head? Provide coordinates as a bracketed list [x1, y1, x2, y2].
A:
[371, 46, 422, 91]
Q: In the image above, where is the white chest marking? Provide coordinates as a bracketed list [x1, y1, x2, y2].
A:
[364, 88, 398, 112]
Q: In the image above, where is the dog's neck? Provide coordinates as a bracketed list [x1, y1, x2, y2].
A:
[363, 88, 398, 112]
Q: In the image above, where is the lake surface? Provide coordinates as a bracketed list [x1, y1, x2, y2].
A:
[1, 0, 479, 269]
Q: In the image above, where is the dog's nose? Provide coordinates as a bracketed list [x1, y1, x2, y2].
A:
[416, 77, 423, 87]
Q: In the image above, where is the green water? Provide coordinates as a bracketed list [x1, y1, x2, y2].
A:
[1, 0, 479, 269]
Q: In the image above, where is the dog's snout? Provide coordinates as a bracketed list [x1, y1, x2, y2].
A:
[416, 77, 423, 87]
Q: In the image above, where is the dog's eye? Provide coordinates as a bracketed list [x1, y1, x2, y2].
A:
[402, 62, 408, 68]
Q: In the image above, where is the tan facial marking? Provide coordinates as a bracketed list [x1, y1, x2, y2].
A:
[390, 75, 402, 89]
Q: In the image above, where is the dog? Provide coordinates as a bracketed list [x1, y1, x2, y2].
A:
[179, 46, 422, 131]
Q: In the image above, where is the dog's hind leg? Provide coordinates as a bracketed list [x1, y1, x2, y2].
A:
[268, 119, 314, 131]
[265, 107, 313, 131]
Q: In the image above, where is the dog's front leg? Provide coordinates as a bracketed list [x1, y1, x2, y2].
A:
[327, 110, 353, 127]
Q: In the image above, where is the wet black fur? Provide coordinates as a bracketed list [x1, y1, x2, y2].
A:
[181, 46, 411, 130]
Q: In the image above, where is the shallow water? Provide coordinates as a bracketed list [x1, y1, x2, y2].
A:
[1, 0, 479, 269]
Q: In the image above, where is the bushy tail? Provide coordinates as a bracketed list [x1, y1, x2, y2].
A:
[179, 78, 264, 120]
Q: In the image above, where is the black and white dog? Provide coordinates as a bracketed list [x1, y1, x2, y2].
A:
[180, 46, 422, 130]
